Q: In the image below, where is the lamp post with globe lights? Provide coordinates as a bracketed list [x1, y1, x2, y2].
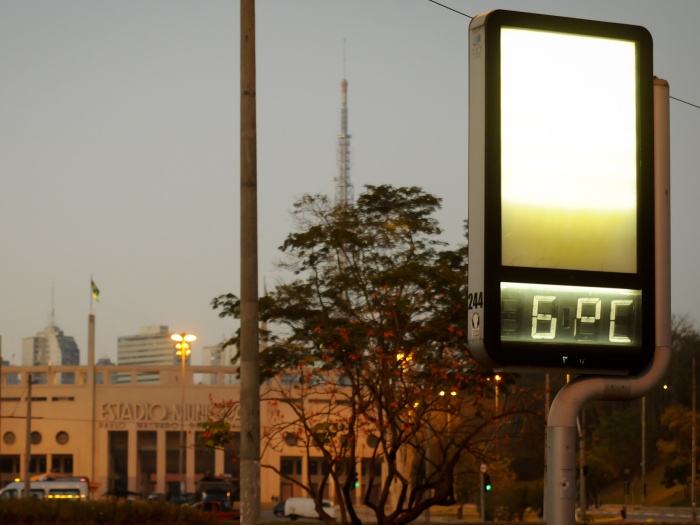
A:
[171, 332, 196, 497]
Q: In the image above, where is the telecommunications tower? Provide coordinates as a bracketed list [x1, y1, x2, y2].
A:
[335, 54, 354, 207]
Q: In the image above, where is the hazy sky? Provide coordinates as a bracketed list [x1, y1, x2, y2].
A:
[1, 1, 698, 365]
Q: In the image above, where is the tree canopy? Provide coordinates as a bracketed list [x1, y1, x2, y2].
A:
[205, 185, 514, 525]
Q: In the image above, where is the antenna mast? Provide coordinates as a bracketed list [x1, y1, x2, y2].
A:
[335, 40, 354, 208]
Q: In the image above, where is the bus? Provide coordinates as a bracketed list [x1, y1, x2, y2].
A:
[195, 475, 239, 505]
[0, 476, 90, 501]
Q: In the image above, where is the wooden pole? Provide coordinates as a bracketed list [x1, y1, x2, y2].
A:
[692, 356, 696, 522]
[240, 1, 260, 523]
[23, 374, 32, 497]
[642, 396, 646, 506]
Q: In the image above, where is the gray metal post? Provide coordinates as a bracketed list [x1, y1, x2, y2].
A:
[546, 425, 577, 524]
[542, 374, 550, 523]
[544, 77, 672, 525]
[578, 411, 586, 514]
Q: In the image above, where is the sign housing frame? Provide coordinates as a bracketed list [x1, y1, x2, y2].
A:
[467, 10, 655, 374]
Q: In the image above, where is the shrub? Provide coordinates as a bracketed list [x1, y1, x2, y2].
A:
[0, 499, 216, 525]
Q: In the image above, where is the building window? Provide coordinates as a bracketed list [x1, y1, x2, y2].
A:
[280, 458, 301, 476]
[137, 431, 157, 495]
[30, 455, 47, 473]
[0, 455, 20, 487]
[3, 432, 15, 445]
[109, 431, 128, 494]
[30, 432, 42, 445]
[280, 459, 293, 475]
[165, 431, 180, 475]
[279, 374, 300, 386]
[336, 375, 353, 386]
[56, 431, 69, 445]
[51, 455, 73, 475]
[195, 432, 215, 475]
[223, 435, 241, 480]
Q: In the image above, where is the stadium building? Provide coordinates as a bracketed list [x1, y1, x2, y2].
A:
[0, 362, 376, 504]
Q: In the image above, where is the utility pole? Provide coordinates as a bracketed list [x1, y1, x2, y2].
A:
[23, 374, 32, 497]
[240, 1, 260, 524]
[578, 410, 586, 515]
[0, 336, 3, 467]
[642, 396, 646, 506]
[692, 355, 696, 522]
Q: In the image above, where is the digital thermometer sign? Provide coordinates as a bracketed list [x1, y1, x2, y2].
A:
[467, 10, 655, 374]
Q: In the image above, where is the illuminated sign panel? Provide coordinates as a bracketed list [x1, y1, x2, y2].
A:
[468, 10, 654, 374]
[501, 29, 638, 274]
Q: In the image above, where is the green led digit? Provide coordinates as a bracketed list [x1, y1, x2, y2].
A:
[609, 299, 634, 343]
[575, 298, 601, 339]
[532, 295, 557, 340]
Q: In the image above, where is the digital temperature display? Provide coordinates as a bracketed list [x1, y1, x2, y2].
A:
[467, 10, 655, 374]
[500, 283, 642, 347]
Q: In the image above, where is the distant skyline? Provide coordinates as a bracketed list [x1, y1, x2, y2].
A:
[1, 1, 699, 365]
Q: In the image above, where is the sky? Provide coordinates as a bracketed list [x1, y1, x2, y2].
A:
[1, 0, 699, 365]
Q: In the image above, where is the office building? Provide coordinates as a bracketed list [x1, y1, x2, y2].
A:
[117, 326, 186, 383]
[22, 324, 80, 384]
[200, 343, 237, 385]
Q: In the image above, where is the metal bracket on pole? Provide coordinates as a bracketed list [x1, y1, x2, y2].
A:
[544, 78, 672, 525]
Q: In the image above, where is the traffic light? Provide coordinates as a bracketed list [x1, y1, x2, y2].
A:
[352, 472, 359, 489]
[484, 474, 492, 492]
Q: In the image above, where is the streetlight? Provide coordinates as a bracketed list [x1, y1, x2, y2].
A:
[494, 374, 502, 415]
[171, 332, 196, 497]
[493, 374, 502, 462]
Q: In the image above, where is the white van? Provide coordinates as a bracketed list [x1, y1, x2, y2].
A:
[0, 477, 90, 501]
[284, 497, 336, 520]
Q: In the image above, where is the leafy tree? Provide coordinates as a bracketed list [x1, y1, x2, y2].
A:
[488, 478, 542, 521]
[202, 186, 525, 525]
[657, 404, 693, 494]
[660, 315, 700, 407]
[587, 406, 641, 478]
[582, 405, 638, 506]
[577, 314, 700, 503]
[655, 315, 700, 497]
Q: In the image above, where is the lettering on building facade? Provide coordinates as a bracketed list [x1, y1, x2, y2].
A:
[99, 402, 239, 430]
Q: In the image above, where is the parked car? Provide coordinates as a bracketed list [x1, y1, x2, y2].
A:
[146, 492, 165, 503]
[166, 492, 191, 505]
[273, 500, 286, 517]
[284, 497, 336, 520]
[191, 500, 240, 521]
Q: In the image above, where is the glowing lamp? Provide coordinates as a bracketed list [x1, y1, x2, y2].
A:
[171, 334, 197, 343]
[172, 333, 196, 357]
[467, 10, 655, 374]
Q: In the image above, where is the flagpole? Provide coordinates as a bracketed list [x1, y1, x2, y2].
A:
[88, 277, 97, 490]
[88, 277, 97, 369]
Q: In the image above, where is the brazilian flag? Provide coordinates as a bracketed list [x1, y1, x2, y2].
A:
[91, 279, 100, 302]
